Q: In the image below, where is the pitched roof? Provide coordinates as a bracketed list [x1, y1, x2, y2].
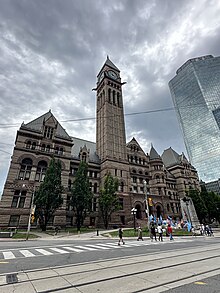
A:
[21, 111, 72, 141]
[161, 147, 181, 167]
[71, 137, 100, 164]
[104, 56, 120, 72]
[149, 145, 161, 160]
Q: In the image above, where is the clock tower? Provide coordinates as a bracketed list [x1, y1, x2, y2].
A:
[95, 56, 130, 193]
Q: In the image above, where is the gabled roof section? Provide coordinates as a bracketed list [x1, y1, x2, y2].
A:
[21, 111, 72, 141]
[71, 137, 100, 164]
[105, 56, 120, 72]
[161, 147, 181, 167]
[126, 137, 147, 156]
[149, 145, 161, 160]
[98, 56, 120, 76]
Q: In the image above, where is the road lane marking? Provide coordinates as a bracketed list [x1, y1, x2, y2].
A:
[49, 248, 70, 254]
[20, 250, 35, 257]
[35, 249, 53, 255]
[75, 245, 97, 251]
[63, 247, 84, 253]
[3, 252, 16, 259]
[85, 244, 111, 250]
[97, 244, 120, 248]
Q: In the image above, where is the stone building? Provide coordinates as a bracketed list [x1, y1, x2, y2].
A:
[0, 57, 200, 228]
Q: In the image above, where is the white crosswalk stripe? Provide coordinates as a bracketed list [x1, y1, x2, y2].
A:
[75, 245, 97, 251]
[2, 251, 16, 259]
[35, 248, 53, 256]
[49, 248, 70, 254]
[0, 238, 193, 260]
[63, 246, 84, 253]
[85, 244, 111, 250]
[20, 250, 35, 257]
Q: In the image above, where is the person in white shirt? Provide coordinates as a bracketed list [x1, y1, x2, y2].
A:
[157, 224, 163, 241]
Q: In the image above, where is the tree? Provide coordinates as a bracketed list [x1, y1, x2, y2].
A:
[70, 161, 93, 231]
[200, 186, 220, 223]
[34, 158, 63, 231]
[99, 173, 119, 229]
[187, 189, 207, 223]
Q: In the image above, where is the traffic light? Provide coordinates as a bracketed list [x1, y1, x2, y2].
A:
[31, 205, 36, 224]
[31, 214, 35, 223]
[148, 197, 153, 206]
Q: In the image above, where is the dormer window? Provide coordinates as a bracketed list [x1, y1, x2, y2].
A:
[44, 126, 54, 139]
[82, 152, 87, 161]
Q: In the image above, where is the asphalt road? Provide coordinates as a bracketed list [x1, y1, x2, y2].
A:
[0, 236, 220, 292]
[0, 236, 219, 274]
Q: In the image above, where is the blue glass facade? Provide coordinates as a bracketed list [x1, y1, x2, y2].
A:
[169, 55, 220, 183]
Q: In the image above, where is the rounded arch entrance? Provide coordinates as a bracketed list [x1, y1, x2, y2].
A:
[135, 203, 142, 220]
[156, 204, 163, 218]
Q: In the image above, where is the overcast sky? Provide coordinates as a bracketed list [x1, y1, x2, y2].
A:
[0, 0, 220, 193]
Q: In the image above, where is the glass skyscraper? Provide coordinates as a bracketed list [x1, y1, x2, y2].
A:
[169, 55, 220, 183]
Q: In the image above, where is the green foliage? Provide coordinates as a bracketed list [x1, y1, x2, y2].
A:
[99, 173, 119, 229]
[187, 189, 207, 223]
[200, 186, 220, 223]
[70, 161, 93, 231]
[188, 186, 220, 223]
[34, 158, 63, 231]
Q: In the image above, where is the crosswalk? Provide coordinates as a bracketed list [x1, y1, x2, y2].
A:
[0, 239, 192, 260]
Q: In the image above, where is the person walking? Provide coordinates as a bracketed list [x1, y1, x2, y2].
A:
[137, 226, 143, 241]
[150, 222, 157, 241]
[157, 224, 163, 241]
[118, 227, 125, 245]
[167, 224, 173, 240]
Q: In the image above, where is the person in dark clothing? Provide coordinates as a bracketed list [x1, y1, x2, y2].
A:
[118, 227, 125, 245]
[150, 222, 157, 241]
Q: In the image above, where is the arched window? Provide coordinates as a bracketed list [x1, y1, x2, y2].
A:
[108, 88, 111, 103]
[55, 147, 59, 154]
[120, 182, 124, 192]
[82, 152, 87, 161]
[19, 158, 33, 180]
[32, 142, 36, 150]
[117, 92, 120, 106]
[139, 158, 142, 164]
[35, 161, 47, 182]
[156, 175, 160, 183]
[89, 182, 92, 191]
[46, 145, 50, 152]
[26, 141, 31, 149]
[112, 90, 116, 104]
[94, 183, 98, 193]
[41, 144, 46, 151]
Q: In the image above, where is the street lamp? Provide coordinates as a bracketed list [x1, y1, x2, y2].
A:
[131, 208, 137, 230]
[143, 180, 150, 230]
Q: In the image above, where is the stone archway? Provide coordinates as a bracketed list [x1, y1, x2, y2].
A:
[135, 204, 142, 220]
[156, 205, 162, 218]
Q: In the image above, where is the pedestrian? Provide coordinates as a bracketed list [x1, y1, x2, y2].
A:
[137, 226, 143, 241]
[118, 227, 125, 245]
[150, 222, 157, 241]
[157, 224, 163, 241]
[167, 224, 173, 240]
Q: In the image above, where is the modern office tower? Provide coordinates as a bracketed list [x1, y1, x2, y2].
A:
[169, 55, 220, 183]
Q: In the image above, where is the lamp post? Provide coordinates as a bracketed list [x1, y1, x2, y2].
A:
[131, 208, 137, 230]
[26, 185, 36, 241]
[143, 180, 150, 230]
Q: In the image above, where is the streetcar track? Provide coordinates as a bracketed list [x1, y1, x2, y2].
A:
[0, 244, 219, 291]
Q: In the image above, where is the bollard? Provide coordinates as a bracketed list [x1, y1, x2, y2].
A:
[97, 229, 99, 236]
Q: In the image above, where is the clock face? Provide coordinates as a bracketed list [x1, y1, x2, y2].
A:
[108, 70, 117, 79]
